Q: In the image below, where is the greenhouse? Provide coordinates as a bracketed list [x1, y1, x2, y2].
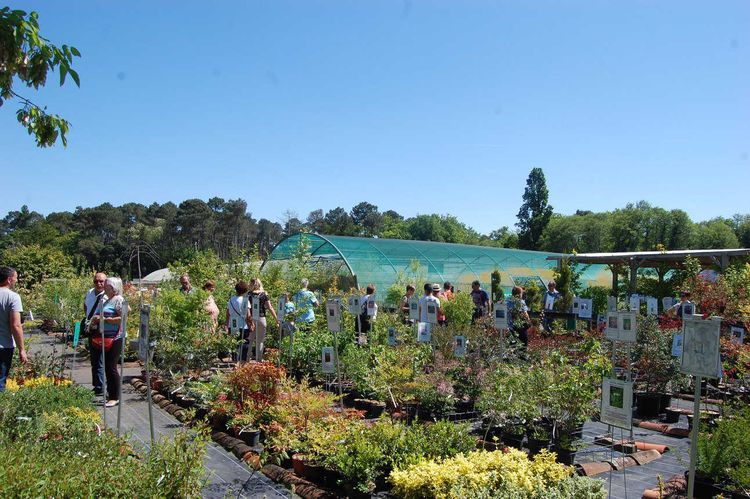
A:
[263, 233, 611, 294]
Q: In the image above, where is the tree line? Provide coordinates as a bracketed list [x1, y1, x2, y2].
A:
[1, 169, 748, 282]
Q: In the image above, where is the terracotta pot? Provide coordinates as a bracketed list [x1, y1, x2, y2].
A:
[291, 453, 306, 477]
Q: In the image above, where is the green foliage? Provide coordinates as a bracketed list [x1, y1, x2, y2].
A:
[697, 407, 750, 492]
[579, 285, 609, 318]
[442, 291, 474, 326]
[516, 167, 554, 250]
[552, 259, 576, 312]
[633, 316, 686, 393]
[25, 273, 90, 330]
[523, 280, 542, 313]
[0, 8, 80, 147]
[0, 243, 75, 291]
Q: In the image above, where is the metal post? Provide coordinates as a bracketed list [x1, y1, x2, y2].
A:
[143, 347, 156, 443]
[116, 300, 129, 436]
[332, 329, 343, 409]
[687, 375, 702, 499]
[99, 311, 107, 427]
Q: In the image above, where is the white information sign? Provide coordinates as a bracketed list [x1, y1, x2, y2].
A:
[681, 315, 721, 378]
[138, 305, 150, 362]
[671, 333, 683, 357]
[605, 311, 637, 343]
[347, 295, 361, 315]
[387, 327, 397, 346]
[681, 303, 695, 317]
[408, 295, 419, 321]
[366, 298, 377, 317]
[425, 301, 438, 324]
[326, 299, 341, 332]
[417, 322, 431, 343]
[629, 295, 640, 312]
[251, 295, 260, 321]
[493, 302, 508, 329]
[577, 298, 593, 319]
[601, 378, 633, 429]
[646, 297, 658, 316]
[607, 296, 618, 312]
[454, 335, 466, 357]
[544, 294, 555, 311]
[321, 347, 335, 374]
[731, 326, 745, 345]
[572, 296, 580, 314]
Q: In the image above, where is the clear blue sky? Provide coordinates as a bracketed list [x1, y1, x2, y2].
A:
[2, 0, 748, 234]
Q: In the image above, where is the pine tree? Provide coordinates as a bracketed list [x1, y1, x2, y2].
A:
[516, 168, 554, 250]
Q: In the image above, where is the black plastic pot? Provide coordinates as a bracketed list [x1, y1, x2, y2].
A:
[664, 407, 681, 424]
[239, 429, 261, 447]
[554, 448, 577, 465]
[635, 392, 670, 418]
[501, 429, 525, 449]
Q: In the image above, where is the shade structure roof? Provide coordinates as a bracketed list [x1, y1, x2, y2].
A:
[264, 233, 611, 295]
[546, 248, 750, 268]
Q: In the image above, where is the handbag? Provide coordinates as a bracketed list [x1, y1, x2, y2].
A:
[83, 292, 105, 336]
[91, 336, 116, 352]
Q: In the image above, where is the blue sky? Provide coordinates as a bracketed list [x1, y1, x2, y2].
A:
[2, 0, 748, 234]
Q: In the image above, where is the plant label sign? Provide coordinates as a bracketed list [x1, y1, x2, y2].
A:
[366, 298, 377, 317]
[277, 295, 287, 321]
[731, 326, 745, 345]
[671, 333, 683, 357]
[251, 295, 260, 321]
[73, 321, 81, 348]
[493, 302, 508, 329]
[601, 378, 633, 429]
[138, 305, 150, 362]
[417, 322, 431, 343]
[607, 296, 617, 312]
[681, 303, 695, 316]
[646, 297, 658, 316]
[577, 298, 593, 319]
[387, 327, 397, 346]
[321, 347, 335, 374]
[544, 294, 555, 311]
[681, 315, 721, 378]
[629, 295, 640, 312]
[605, 311, 637, 342]
[425, 302, 438, 324]
[326, 299, 341, 333]
[347, 295, 361, 315]
[454, 335, 466, 357]
[572, 296, 580, 314]
[408, 295, 419, 321]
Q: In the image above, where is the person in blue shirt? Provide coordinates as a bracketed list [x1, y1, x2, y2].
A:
[292, 279, 319, 326]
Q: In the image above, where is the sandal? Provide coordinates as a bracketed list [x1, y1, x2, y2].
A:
[105, 399, 119, 407]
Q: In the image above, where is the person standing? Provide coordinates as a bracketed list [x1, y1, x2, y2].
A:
[668, 291, 694, 318]
[90, 277, 127, 407]
[470, 280, 490, 323]
[507, 286, 531, 349]
[0, 267, 27, 392]
[437, 282, 453, 325]
[400, 284, 416, 324]
[179, 274, 194, 295]
[202, 280, 220, 330]
[357, 284, 378, 335]
[84, 272, 108, 395]
[542, 280, 560, 332]
[418, 283, 442, 333]
[293, 279, 319, 327]
[248, 278, 278, 361]
[226, 281, 250, 361]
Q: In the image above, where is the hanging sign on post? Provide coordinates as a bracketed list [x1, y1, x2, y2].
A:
[417, 322, 431, 343]
[73, 321, 81, 348]
[251, 295, 260, 321]
[681, 315, 721, 378]
[662, 296, 675, 312]
[425, 301, 438, 324]
[671, 332, 684, 357]
[347, 295, 360, 315]
[601, 378, 633, 429]
[321, 347, 335, 374]
[544, 294, 555, 311]
[646, 297, 658, 316]
[605, 311, 637, 342]
[366, 298, 377, 317]
[454, 335, 466, 357]
[731, 326, 745, 345]
[572, 296, 580, 315]
[493, 302, 508, 329]
[387, 327, 397, 346]
[408, 295, 419, 321]
[629, 294, 640, 312]
[139, 305, 150, 362]
[577, 298, 593, 319]
[681, 302, 695, 317]
[326, 299, 341, 332]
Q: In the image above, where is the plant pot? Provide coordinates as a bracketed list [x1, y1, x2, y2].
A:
[194, 406, 209, 420]
[239, 429, 261, 447]
[555, 448, 577, 465]
[688, 472, 724, 499]
[209, 413, 229, 432]
[178, 396, 196, 409]
[664, 408, 681, 424]
[302, 460, 326, 484]
[291, 453, 306, 477]
[687, 410, 720, 430]
[501, 428, 525, 449]
[635, 392, 669, 418]
[527, 437, 551, 456]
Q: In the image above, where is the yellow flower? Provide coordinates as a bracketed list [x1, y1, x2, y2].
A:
[5, 379, 20, 392]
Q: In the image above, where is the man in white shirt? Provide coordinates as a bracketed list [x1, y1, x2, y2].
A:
[1, 266, 27, 392]
[418, 283, 442, 332]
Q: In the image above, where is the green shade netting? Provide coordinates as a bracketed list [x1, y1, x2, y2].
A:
[265, 234, 611, 297]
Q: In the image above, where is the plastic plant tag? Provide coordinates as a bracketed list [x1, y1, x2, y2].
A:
[577, 298, 593, 319]
[138, 305, 150, 362]
[321, 347, 335, 374]
[417, 322, 431, 343]
[348, 295, 360, 315]
[387, 327, 396, 346]
[425, 302, 438, 324]
[681, 315, 721, 378]
[73, 321, 81, 348]
[646, 297, 658, 316]
[493, 302, 508, 329]
[601, 378, 633, 429]
[408, 295, 419, 320]
[454, 335, 466, 357]
[326, 299, 341, 333]
[277, 295, 286, 321]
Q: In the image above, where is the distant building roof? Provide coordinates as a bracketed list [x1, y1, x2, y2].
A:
[138, 268, 173, 285]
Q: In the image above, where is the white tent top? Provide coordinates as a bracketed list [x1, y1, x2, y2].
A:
[137, 268, 173, 285]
